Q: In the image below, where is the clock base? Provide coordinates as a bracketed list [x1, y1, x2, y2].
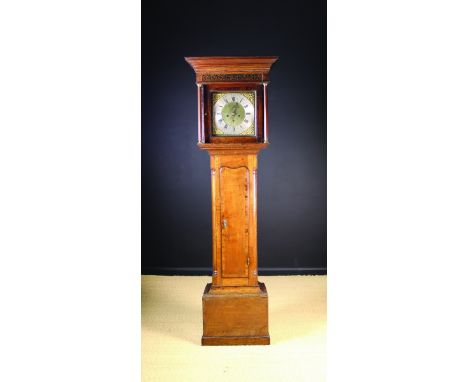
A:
[202, 335, 270, 346]
[201, 282, 270, 346]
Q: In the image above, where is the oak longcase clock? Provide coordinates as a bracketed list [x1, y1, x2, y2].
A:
[186, 56, 278, 346]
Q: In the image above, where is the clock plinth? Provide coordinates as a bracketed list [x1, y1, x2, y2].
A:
[186, 56, 278, 346]
[202, 282, 270, 346]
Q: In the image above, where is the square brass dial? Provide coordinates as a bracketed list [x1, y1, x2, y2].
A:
[212, 91, 256, 136]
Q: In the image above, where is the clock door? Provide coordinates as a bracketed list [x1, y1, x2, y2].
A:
[219, 166, 249, 279]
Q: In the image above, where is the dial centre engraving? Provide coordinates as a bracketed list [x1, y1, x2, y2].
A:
[222, 101, 245, 127]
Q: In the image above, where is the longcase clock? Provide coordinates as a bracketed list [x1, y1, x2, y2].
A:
[185, 56, 278, 346]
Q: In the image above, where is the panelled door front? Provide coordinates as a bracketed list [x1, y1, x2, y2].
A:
[219, 166, 249, 279]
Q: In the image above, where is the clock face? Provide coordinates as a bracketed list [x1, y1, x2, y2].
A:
[212, 92, 256, 136]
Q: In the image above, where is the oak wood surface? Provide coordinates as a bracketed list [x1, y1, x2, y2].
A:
[187, 57, 277, 345]
[208, 152, 263, 288]
[185, 56, 278, 83]
[198, 142, 268, 155]
[203, 82, 264, 144]
[220, 166, 249, 278]
[201, 336, 270, 346]
[202, 282, 270, 346]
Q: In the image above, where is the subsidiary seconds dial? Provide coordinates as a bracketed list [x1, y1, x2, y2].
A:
[213, 92, 255, 136]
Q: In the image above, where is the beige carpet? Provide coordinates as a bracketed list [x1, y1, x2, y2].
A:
[142, 275, 326, 382]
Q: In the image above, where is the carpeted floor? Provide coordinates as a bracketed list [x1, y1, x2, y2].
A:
[142, 275, 326, 382]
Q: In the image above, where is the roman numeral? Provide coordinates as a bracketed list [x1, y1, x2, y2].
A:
[246, 112, 250, 115]
[244, 119, 248, 123]
[243, 104, 248, 108]
[232, 96, 235, 101]
[218, 119, 223, 124]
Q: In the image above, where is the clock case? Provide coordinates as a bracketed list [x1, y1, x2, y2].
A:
[185, 57, 278, 346]
[186, 56, 277, 145]
[204, 83, 264, 143]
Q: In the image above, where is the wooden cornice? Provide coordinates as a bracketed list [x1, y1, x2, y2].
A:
[185, 56, 278, 83]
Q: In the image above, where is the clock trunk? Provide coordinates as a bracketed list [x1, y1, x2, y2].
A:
[210, 153, 259, 288]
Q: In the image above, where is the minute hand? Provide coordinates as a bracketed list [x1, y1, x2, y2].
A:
[232, 104, 239, 121]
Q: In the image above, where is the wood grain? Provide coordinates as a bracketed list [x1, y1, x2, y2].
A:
[203, 82, 264, 144]
[202, 282, 270, 346]
[186, 57, 277, 345]
[201, 336, 270, 346]
[185, 56, 278, 83]
[198, 142, 268, 155]
[206, 152, 266, 288]
[220, 166, 249, 278]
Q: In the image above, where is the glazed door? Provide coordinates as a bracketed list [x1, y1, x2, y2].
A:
[219, 166, 249, 278]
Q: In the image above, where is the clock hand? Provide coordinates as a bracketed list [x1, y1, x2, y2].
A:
[228, 104, 235, 122]
[232, 103, 239, 118]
